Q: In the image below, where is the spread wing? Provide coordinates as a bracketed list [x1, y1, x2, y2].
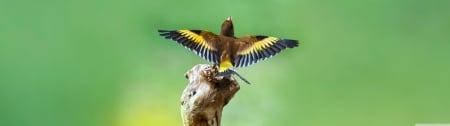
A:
[158, 30, 220, 64]
[235, 35, 299, 67]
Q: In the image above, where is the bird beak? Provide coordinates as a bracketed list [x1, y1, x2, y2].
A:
[226, 16, 232, 21]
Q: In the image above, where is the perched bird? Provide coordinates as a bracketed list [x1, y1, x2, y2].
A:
[158, 16, 299, 84]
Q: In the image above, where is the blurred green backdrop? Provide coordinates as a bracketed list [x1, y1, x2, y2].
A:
[1, 0, 449, 126]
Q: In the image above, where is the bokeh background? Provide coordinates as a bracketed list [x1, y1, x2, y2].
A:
[1, 0, 449, 126]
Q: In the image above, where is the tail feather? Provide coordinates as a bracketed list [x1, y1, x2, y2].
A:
[216, 69, 251, 84]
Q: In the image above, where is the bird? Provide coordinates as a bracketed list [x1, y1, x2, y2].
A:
[158, 16, 299, 84]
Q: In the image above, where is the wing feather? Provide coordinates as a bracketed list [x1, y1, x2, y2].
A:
[158, 30, 219, 64]
[235, 35, 299, 67]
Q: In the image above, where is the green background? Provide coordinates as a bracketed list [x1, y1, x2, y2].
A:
[1, 0, 449, 126]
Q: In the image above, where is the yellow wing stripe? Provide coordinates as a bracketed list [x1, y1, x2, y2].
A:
[234, 36, 299, 68]
[159, 29, 220, 64]
[219, 59, 233, 72]
[240, 37, 279, 55]
[178, 30, 215, 50]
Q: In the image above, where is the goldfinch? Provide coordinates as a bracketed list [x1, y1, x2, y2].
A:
[158, 16, 299, 84]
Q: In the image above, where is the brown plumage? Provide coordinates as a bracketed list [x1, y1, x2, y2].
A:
[158, 16, 299, 84]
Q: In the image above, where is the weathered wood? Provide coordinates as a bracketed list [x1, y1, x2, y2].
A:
[181, 64, 240, 126]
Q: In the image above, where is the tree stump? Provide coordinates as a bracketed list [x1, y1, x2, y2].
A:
[180, 64, 240, 126]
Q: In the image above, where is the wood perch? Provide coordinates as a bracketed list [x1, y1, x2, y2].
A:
[180, 64, 240, 126]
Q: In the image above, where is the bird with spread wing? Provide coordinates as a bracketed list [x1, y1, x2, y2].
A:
[158, 16, 299, 84]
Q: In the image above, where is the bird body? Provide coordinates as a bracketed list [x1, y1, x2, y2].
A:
[159, 16, 299, 84]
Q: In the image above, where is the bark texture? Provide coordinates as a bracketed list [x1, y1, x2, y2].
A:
[181, 64, 240, 126]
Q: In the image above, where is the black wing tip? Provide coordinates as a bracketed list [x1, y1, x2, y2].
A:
[157, 29, 174, 33]
[254, 35, 299, 48]
[281, 39, 299, 48]
[158, 30, 180, 38]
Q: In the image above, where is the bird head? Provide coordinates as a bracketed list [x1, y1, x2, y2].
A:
[220, 16, 234, 37]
